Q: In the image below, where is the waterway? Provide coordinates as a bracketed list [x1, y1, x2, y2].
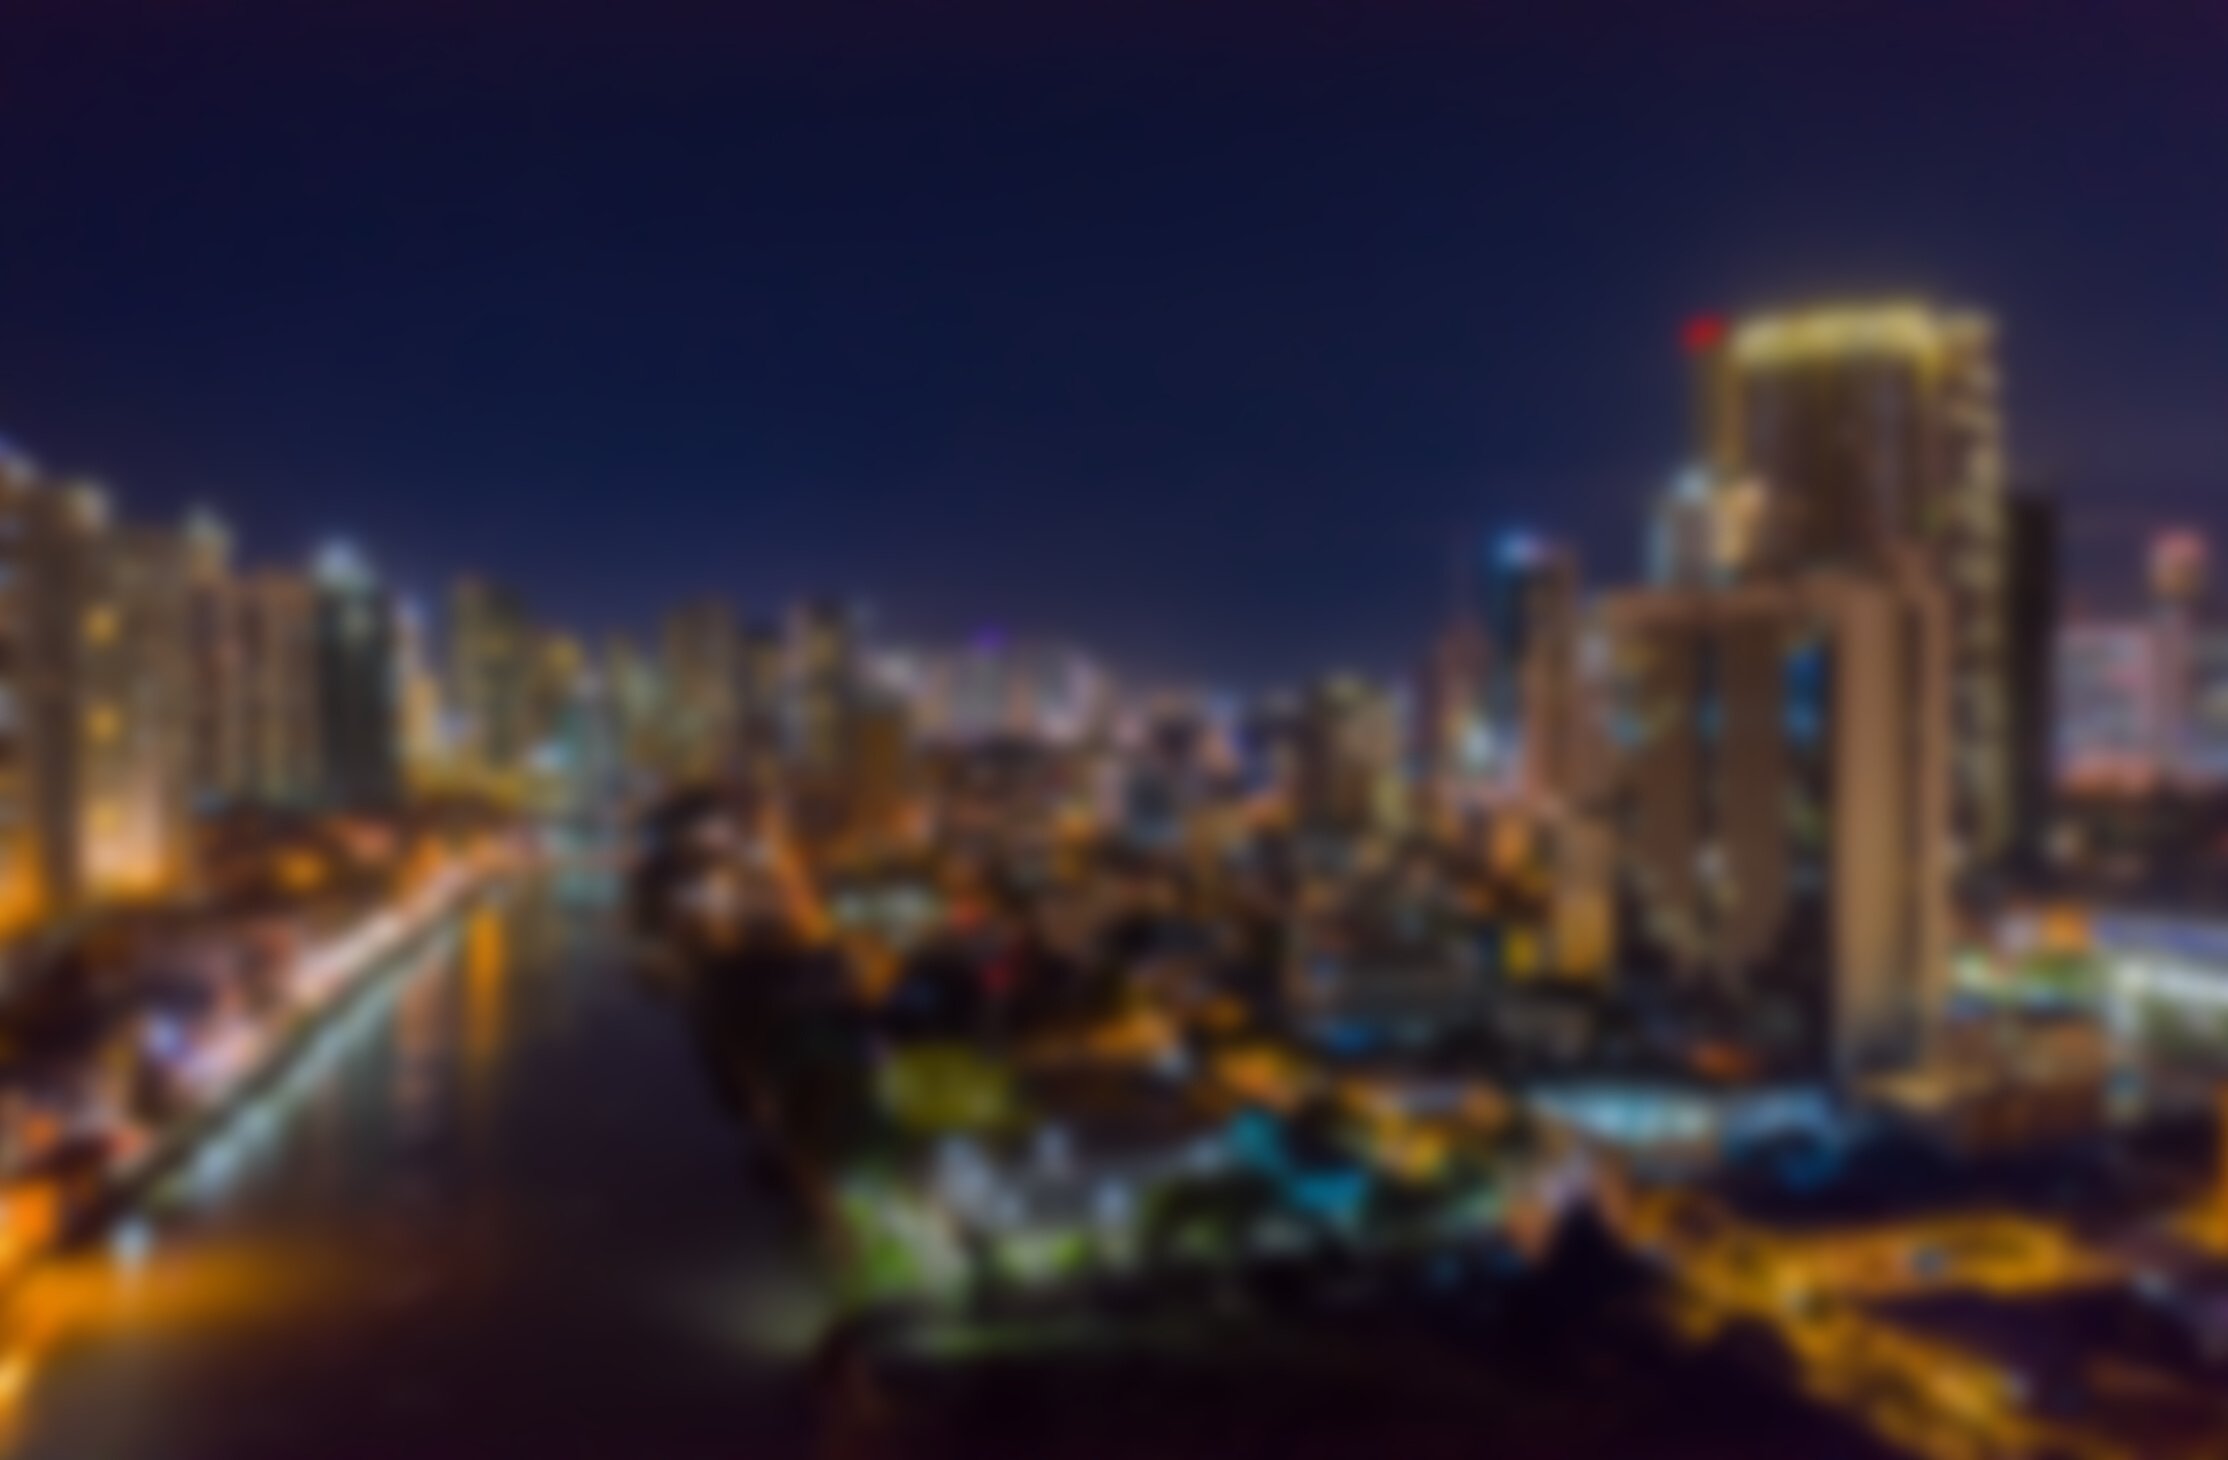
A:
[0, 863, 831, 1460]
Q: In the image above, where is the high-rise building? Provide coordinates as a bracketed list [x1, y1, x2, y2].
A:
[237, 569, 322, 805]
[1413, 608, 1490, 820]
[449, 576, 539, 778]
[312, 543, 400, 807]
[394, 599, 447, 785]
[0, 467, 197, 924]
[737, 619, 787, 782]
[1290, 675, 1398, 837]
[602, 632, 666, 783]
[183, 509, 253, 809]
[661, 596, 740, 783]
[1485, 533, 1582, 804]
[1602, 556, 1953, 1078]
[1708, 303, 2009, 871]
[2003, 490, 2060, 867]
[789, 597, 863, 781]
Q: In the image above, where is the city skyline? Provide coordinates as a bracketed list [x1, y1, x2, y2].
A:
[5, 1, 2226, 683]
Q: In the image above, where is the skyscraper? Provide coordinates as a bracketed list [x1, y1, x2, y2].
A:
[660, 596, 741, 783]
[237, 569, 322, 805]
[312, 542, 401, 807]
[789, 597, 864, 782]
[0, 467, 197, 923]
[1484, 533, 1582, 804]
[450, 576, 539, 778]
[1603, 554, 1953, 1078]
[1710, 303, 2009, 871]
[183, 509, 253, 809]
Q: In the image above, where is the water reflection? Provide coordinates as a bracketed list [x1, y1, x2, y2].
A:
[0, 871, 828, 1460]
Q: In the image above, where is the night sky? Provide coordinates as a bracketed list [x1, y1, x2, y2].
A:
[3, 1, 2223, 684]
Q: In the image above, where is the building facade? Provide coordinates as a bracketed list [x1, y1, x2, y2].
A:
[1602, 558, 1953, 1078]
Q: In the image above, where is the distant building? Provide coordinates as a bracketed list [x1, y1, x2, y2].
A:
[1414, 603, 1490, 821]
[1290, 675, 1398, 837]
[394, 599, 447, 785]
[660, 596, 740, 782]
[449, 575, 539, 777]
[2057, 620, 2165, 784]
[312, 542, 401, 807]
[1602, 556, 1953, 1078]
[789, 597, 864, 781]
[1648, 465, 1768, 591]
[1484, 532, 1581, 802]
[602, 632, 666, 784]
[237, 569, 322, 805]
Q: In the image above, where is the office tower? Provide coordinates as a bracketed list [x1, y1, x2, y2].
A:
[660, 596, 740, 783]
[238, 569, 323, 805]
[99, 521, 196, 894]
[1485, 533, 1582, 804]
[525, 632, 587, 770]
[1290, 675, 1398, 837]
[2003, 490, 2060, 867]
[449, 576, 538, 777]
[1713, 303, 2009, 870]
[311, 543, 401, 807]
[394, 599, 447, 785]
[0, 470, 196, 921]
[737, 619, 786, 781]
[1602, 555, 1953, 1078]
[183, 509, 253, 808]
[789, 597, 863, 781]
[602, 633, 665, 783]
[1415, 597, 1490, 822]
[844, 693, 914, 840]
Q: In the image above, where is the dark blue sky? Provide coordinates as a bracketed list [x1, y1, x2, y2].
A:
[3, 0, 2224, 683]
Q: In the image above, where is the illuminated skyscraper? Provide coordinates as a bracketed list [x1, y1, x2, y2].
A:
[1485, 533, 1582, 804]
[183, 509, 253, 807]
[238, 569, 322, 805]
[449, 576, 539, 777]
[1603, 554, 1952, 1078]
[602, 632, 666, 783]
[1710, 303, 2009, 870]
[1290, 675, 1399, 836]
[313, 542, 401, 807]
[0, 466, 196, 922]
[394, 598, 447, 785]
[660, 596, 741, 782]
[789, 597, 864, 780]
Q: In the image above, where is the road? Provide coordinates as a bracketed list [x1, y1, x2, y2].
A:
[0, 864, 832, 1460]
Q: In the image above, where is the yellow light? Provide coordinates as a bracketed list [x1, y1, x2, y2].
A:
[1731, 303, 1987, 367]
[82, 604, 120, 646]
